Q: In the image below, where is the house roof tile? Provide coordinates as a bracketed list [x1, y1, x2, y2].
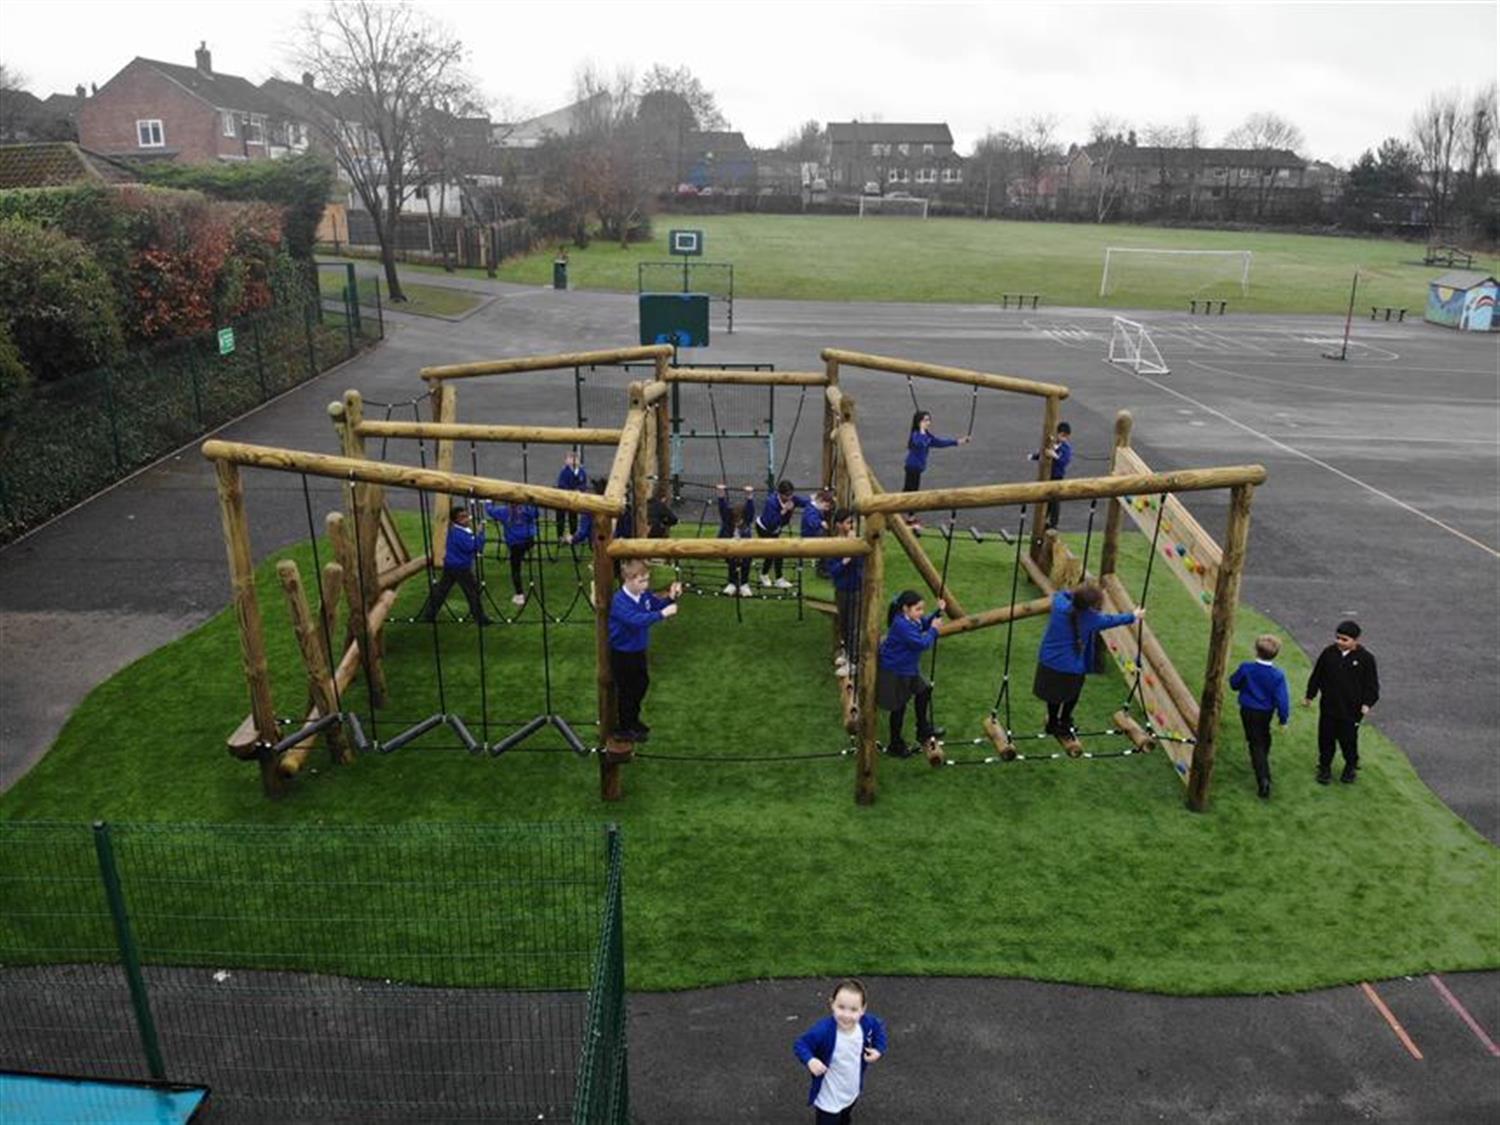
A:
[139, 57, 289, 117]
[1431, 270, 1498, 289]
[827, 122, 953, 145]
[0, 141, 139, 188]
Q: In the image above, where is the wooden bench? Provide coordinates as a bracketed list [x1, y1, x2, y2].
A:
[1189, 299, 1228, 314]
[1000, 293, 1040, 309]
[1370, 306, 1407, 322]
[1424, 246, 1474, 268]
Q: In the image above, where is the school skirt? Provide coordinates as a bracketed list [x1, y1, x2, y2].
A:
[877, 667, 931, 711]
[1033, 662, 1085, 705]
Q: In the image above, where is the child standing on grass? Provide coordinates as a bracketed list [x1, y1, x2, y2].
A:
[1304, 619, 1379, 785]
[827, 509, 862, 677]
[902, 411, 969, 532]
[486, 500, 539, 606]
[607, 559, 681, 743]
[877, 590, 945, 757]
[414, 504, 493, 625]
[1230, 634, 1291, 799]
[716, 483, 756, 596]
[793, 978, 887, 1125]
[554, 450, 588, 541]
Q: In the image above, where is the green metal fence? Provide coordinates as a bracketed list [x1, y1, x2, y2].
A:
[0, 820, 627, 1123]
[0, 281, 383, 545]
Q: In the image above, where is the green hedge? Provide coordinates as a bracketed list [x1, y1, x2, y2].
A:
[0, 217, 125, 382]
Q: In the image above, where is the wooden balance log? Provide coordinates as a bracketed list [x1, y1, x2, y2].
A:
[1111, 710, 1157, 753]
[981, 713, 1018, 760]
[1055, 730, 1085, 758]
[603, 736, 636, 764]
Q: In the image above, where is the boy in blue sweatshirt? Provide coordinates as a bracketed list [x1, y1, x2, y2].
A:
[486, 500, 539, 606]
[876, 590, 945, 757]
[716, 483, 756, 595]
[1229, 634, 1292, 799]
[793, 978, 887, 1124]
[414, 505, 493, 625]
[607, 560, 681, 743]
[754, 479, 809, 588]
[1029, 421, 1073, 528]
[555, 451, 588, 541]
[802, 489, 835, 578]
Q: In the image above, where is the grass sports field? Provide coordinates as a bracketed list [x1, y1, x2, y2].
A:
[4, 515, 1495, 995]
[485, 214, 1499, 314]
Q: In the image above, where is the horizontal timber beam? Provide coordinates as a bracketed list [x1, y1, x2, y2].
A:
[200, 440, 624, 515]
[420, 344, 672, 381]
[355, 421, 623, 446]
[857, 465, 1268, 516]
[821, 347, 1070, 399]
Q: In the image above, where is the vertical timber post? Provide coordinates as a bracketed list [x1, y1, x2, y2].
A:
[213, 459, 284, 797]
[821, 355, 840, 491]
[1099, 410, 1134, 579]
[431, 380, 457, 566]
[328, 510, 384, 705]
[1030, 393, 1060, 563]
[653, 353, 672, 499]
[596, 515, 623, 801]
[1187, 482, 1255, 812]
[855, 512, 886, 805]
[93, 821, 167, 1081]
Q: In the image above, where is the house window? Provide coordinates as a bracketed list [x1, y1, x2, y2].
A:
[244, 115, 265, 144]
[915, 167, 935, 183]
[897, 143, 909, 156]
[223, 112, 236, 138]
[137, 119, 164, 147]
[888, 168, 900, 184]
[923, 143, 935, 155]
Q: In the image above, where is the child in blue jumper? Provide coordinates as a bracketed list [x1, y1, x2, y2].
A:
[793, 978, 887, 1125]
[486, 500, 538, 606]
[716, 483, 756, 595]
[1033, 583, 1142, 739]
[802, 488, 835, 578]
[827, 509, 862, 676]
[877, 590, 945, 757]
[1028, 420, 1073, 529]
[607, 559, 681, 743]
[1229, 634, 1291, 799]
[414, 505, 493, 625]
[555, 450, 588, 541]
[753, 478, 809, 588]
[902, 411, 969, 531]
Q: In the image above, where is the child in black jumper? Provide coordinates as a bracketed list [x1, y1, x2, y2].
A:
[1303, 619, 1379, 784]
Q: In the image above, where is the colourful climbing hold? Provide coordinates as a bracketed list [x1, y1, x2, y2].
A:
[1175, 544, 1188, 557]
[1201, 591, 1213, 604]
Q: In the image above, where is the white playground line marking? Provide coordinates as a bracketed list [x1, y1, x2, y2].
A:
[1179, 358, 1499, 407]
[1126, 362, 1500, 559]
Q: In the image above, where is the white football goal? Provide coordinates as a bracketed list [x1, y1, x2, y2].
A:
[1107, 316, 1169, 375]
[858, 194, 929, 219]
[1099, 248, 1252, 297]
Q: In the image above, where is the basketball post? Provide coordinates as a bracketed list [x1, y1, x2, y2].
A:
[1324, 270, 1359, 361]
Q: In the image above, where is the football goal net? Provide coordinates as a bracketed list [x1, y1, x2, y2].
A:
[1099, 248, 1251, 298]
[859, 195, 929, 219]
[1107, 316, 1169, 375]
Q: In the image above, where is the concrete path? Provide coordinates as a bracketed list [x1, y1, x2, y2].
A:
[1, 275, 1495, 1122]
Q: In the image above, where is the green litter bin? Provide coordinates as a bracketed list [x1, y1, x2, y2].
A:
[552, 257, 568, 290]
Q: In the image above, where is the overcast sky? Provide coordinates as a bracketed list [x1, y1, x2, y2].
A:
[5, 1, 1495, 165]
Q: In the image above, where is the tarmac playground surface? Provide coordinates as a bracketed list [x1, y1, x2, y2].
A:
[0, 278, 1495, 1122]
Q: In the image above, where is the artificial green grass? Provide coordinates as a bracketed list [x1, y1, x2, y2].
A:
[477, 215, 1496, 315]
[3, 516, 1496, 995]
[316, 265, 484, 318]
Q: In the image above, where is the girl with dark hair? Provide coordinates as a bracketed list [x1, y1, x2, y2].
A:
[876, 589, 945, 757]
[902, 411, 969, 532]
[486, 499, 539, 606]
[1033, 583, 1143, 740]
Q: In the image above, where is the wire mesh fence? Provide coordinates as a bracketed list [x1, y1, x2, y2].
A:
[0, 280, 382, 544]
[0, 821, 627, 1124]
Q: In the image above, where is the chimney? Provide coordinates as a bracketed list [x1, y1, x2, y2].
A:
[301, 71, 315, 90]
[195, 41, 212, 74]
[75, 84, 86, 99]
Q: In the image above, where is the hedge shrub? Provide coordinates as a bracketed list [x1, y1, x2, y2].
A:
[0, 218, 125, 383]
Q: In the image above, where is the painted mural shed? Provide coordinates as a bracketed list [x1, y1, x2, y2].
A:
[1424, 269, 1498, 331]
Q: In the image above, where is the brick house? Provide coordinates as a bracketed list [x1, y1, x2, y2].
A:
[682, 130, 755, 192]
[78, 43, 304, 164]
[825, 122, 963, 197]
[1055, 144, 1313, 221]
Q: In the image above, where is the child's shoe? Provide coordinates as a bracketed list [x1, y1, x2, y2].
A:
[722, 583, 737, 595]
[886, 738, 912, 759]
[760, 573, 773, 587]
[511, 593, 526, 606]
[738, 584, 753, 597]
[773, 576, 793, 589]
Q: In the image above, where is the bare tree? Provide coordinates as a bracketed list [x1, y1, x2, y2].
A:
[638, 64, 727, 131]
[1015, 114, 1061, 211]
[1411, 89, 1464, 236]
[1141, 114, 1203, 149]
[0, 63, 27, 143]
[1087, 114, 1132, 222]
[968, 129, 1023, 218]
[1224, 111, 1305, 154]
[296, 0, 477, 302]
[778, 119, 825, 163]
